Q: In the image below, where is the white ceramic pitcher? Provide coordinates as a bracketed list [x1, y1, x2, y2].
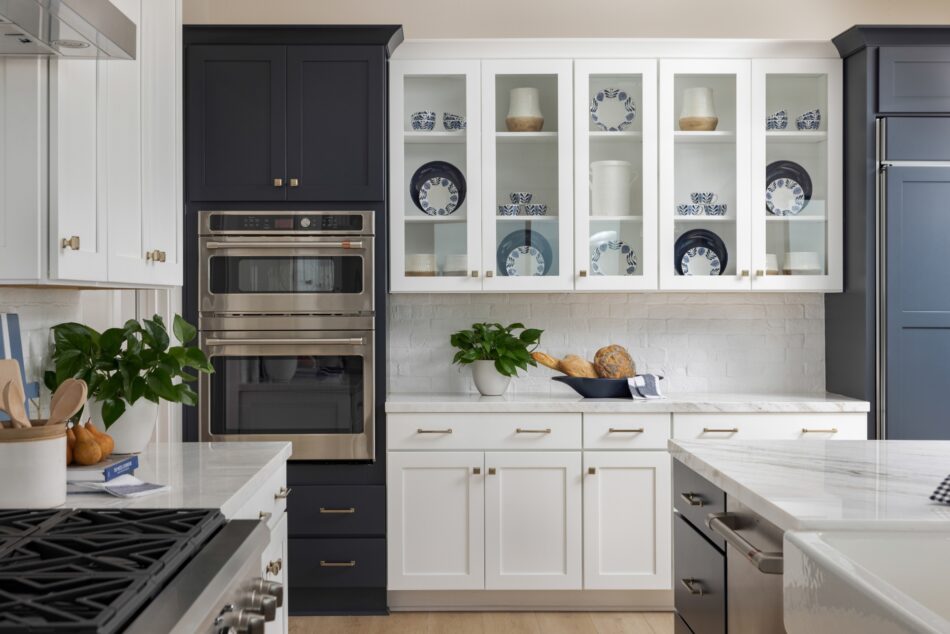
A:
[590, 160, 637, 216]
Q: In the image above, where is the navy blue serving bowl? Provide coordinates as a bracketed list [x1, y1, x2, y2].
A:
[553, 376, 631, 398]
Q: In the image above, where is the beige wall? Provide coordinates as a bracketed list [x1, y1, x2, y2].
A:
[184, 0, 950, 40]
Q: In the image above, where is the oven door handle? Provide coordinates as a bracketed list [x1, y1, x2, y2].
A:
[204, 337, 365, 347]
[204, 240, 365, 250]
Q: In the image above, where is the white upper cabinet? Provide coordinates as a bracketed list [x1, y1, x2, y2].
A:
[389, 41, 842, 293]
[574, 59, 658, 290]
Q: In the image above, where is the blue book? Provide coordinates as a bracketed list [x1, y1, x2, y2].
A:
[67, 455, 139, 482]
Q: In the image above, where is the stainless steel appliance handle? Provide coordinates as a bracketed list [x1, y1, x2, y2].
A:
[706, 512, 783, 574]
[204, 337, 364, 347]
[680, 577, 704, 596]
[205, 240, 364, 250]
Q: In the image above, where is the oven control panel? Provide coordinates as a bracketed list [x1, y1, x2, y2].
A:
[207, 213, 366, 233]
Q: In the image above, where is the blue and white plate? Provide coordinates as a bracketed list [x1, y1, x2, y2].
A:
[505, 246, 546, 276]
[680, 246, 722, 276]
[496, 229, 553, 277]
[590, 88, 637, 132]
[765, 177, 805, 216]
[418, 176, 460, 216]
[590, 240, 638, 276]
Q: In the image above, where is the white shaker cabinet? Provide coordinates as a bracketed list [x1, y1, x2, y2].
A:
[484, 451, 582, 590]
[387, 452, 485, 591]
[583, 451, 671, 590]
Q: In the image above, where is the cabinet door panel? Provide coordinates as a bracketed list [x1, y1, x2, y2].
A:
[879, 47, 950, 113]
[287, 46, 384, 201]
[485, 451, 582, 590]
[387, 452, 484, 590]
[583, 451, 671, 590]
[187, 45, 286, 201]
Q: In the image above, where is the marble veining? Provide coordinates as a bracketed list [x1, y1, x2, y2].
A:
[386, 391, 869, 414]
[669, 439, 950, 531]
[64, 442, 292, 517]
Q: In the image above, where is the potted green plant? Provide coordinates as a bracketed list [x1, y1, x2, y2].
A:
[45, 314, 213, 453]
[450, 322, 542, 396]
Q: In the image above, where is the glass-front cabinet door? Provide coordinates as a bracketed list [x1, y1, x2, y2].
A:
[659, 59, 751, 290]
[751, 59, 842, 291]
[574, 60, 657, 291]
[390, 60, 482, 291]
[481, 60, 574, 291]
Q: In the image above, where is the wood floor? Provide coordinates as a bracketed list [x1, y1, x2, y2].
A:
[289, 612, 674, 634]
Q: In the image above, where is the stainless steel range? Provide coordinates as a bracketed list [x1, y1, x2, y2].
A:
[197, 210, 376, 461]
[0, 508, 280, 634]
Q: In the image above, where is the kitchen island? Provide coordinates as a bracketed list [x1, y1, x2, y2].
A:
[669, 439, 950, 633]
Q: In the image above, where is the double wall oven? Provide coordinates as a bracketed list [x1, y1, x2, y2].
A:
[198, 210, 376, 460]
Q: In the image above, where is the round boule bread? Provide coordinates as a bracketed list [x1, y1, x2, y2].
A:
[593, 345, 636, 379]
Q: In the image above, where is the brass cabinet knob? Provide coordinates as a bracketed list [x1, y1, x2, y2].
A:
[485, 270, 493, 278]
[273, 178, 284, 187]
[473, 467, 481, 475]
[588, 467, 597, 475]
[266, 558, 282, 575]
[487, 467, 496, 475]
[755, 269, 765, 277]
[61, 236, 80, 250]
[289, 178, 299, 187]
[740, 269, 750, 277]
[274, 486, 291, 499]
[579, 270, 588, 277]
[471, 270, 479, 278]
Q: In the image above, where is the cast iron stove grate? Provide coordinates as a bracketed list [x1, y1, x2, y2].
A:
[0, 508, 225, 633]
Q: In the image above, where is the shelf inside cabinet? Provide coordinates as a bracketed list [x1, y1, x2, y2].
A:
[673, 130, 735, 143]
[766, 130, 827, 143]
[405, 215, 468, 224]
[590, 215, 643, 222]
[496, 215, 560, 223]
[404, 131, 466, 144]
[496, 131, 558, 144]
[674, 216, 736, 223]
[765, 214, 827, 222]
[589, 130, 643, 140]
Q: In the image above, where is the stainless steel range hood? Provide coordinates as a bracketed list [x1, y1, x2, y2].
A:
[0, 0, 135, 59]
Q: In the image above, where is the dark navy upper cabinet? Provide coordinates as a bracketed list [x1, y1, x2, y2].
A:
[879, 47, 950, 113]
[287, 46, 385, 201]
[187, 45, 287, 202]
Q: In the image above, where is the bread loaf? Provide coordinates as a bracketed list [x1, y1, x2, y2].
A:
[531, 351, 561, 371]
[558, 355, 598, 378]
[593, 345, 636, 379]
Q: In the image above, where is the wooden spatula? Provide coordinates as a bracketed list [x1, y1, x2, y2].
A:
[48, 378, 88, 426]
[1, 380, 31, 429]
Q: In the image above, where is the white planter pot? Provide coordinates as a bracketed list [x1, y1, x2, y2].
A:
[506, 87, 544, 131]
[591, 160, 637, 216]
[679, 86, 719, 131]
[88, 398, 159, 454]
[471, 360, 511, 396]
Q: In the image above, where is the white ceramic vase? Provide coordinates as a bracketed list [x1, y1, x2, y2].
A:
[590, 160, 638, 216]
[471, 360, 511, 396]
[506, 87, 544, 131]
[679, 87, 719, 131]
[88, 398, 159, 454]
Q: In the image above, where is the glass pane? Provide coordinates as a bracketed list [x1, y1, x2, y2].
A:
[209, 255, 363, 294]
[494, 73, 560, 277]
[210, 355, 364, 435]
[404, 75, 470, 278]
[764, 73, 829, 276]
[588, 73, 644, 277]
[672, 74, 737, 277]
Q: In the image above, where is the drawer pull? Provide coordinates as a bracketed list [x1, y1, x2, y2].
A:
[515, 428, 552, 434]
[680, 492, 705, 507]
[266, 558, 282, 575]
[473, 467, 481, 475]
[488, 467, 497, 475]
[680, 577, 705, 596]
[608, 427, 645, 433]
[259, 511, 272, 521]
[702, 427, 739, 433]
[274, 486, 292, 499]
[319, 507, 356, 514]
[707, 512, 783, 574]
[320, 560, 356, 568]
[801, 427, 838, 434]
[417, 428, 453, 434]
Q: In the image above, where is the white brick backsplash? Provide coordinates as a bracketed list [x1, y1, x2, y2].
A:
[389, 293, 826, 394]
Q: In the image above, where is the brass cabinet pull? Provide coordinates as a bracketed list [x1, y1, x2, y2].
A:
[680, 578, 704, 596]
[259, 511, 272, 521]
[158, 250, 166, 262]
[273, 178, 284, 187]
[320, 560, 356, 568]
[740, 269, 750, 277]
[801, 427, 838, 434]
[485, 270, 493, 277]
[702, 427, 739, 433]
[61, 236, 80, 250]
[515, 428, 552, 434]
[266, 558, 282, 575]
[588, 467, 596, 475]
[579, 270, 588, 277]
[319, 507, 355, 514]
[755, 269, 765, 276]
[473, 467, 481, 475]
[274, 486, 292, 499]
[417, 428, 453, 434]
[680, 492, 705, 507]
[471, 270, 479, 278]
[488, 467, 496, 475]
[289, 178, 299, 187]
[608, 427, 644, 433]
[146, 249, 165, 262]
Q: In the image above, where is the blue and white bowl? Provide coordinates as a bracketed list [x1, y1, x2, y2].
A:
[704, 203, 728, 216]
[690, 192, 717, 204]
[410, 110, 436, 130]
[443, 112, 467, 130]
[498, 204, 520, 216]
[509, 192, 533, 204]
[523, 203, 547, 216]
[796, 118, 821, 130]
[676, 204, 691, 216]
[766, 109, 788, 130]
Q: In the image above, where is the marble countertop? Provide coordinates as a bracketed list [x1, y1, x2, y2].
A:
[64, 442, 292, 518]
[669, 439, 950, 531]
[386, 392, 870, 413]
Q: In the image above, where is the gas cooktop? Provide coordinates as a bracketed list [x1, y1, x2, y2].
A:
[0, 508, 225, 633]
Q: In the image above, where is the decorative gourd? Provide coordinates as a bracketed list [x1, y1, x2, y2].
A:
[72, 424, 102, 466]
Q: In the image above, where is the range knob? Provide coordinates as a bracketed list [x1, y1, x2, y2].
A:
[215, 609, 265, 634]
[242, 589, 277, 621]
[248, 578, 284, 607]
[299, 217, 311, 228]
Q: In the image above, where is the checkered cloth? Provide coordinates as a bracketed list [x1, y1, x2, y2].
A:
[931, 475, 950, 505]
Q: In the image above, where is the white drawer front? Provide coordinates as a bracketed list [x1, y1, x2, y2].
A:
[672, 413, 867, 441]
[233, 464, 288, 530]
[388, 413, 582, 450]
[583, 413, 671, 450]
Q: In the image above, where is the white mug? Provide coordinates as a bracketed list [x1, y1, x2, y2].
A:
[590, 160, 638, 216]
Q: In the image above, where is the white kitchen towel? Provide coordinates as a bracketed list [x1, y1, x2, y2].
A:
[931, 475, 950, 505]
[628, 374, 665, 400]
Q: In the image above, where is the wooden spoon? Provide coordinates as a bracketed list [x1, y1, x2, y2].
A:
[1, 380, 31, 429]
[48, 379, 88, 426]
